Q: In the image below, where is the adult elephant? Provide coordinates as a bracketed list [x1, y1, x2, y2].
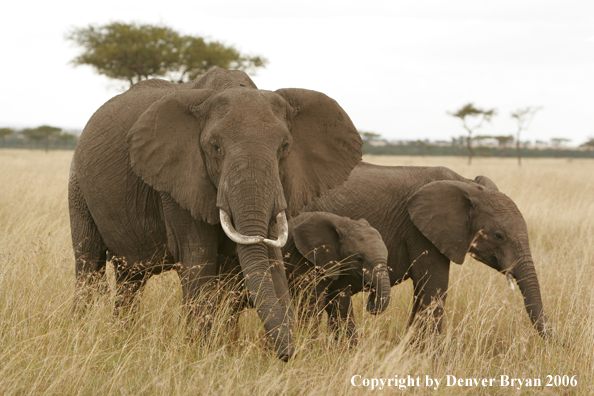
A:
[305, 163, 551, 339]
[283, 211, 391, 344]
[68, 67, 362, 361]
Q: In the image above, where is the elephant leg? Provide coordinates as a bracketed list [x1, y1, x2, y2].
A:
[288, 282, 322, 335]
[180, 245, 218, 334]
[68, 170, 107, 313]
[161, 193, 218, 332]
[325, 286, 358, 346]
[301, 279, 330, 336]
[215, 254, 248, 340]
[408, 253, 450, 336]
[113, 258, 148, 316]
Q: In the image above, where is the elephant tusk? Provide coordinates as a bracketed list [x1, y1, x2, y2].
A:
[219, 209, 265, 245]
[263, 211, 289, 248]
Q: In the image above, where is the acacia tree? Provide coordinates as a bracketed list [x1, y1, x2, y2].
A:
[21, 125, 62, 152]
[550, 137, 571, 158]
[473, 135, 493, 146]
[359, 131, 382, 143]
[0, 127, 14, 148]
[581, 137, 594, 157]
[174, 37, 266, 82]
[449, 103, 496, 165]
[494, 135, 514, 156]
[67, 22, 267, 87]
[511, 106, 542, 166]
[0, 127, 14, 141]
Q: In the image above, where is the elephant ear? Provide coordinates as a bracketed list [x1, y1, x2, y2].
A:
[126, 89, 219, 224]
[275, 89, 362, 217]
[292, 212, 342, 280]
[407, 181, 480, 264]
[474, 175, 499, 191]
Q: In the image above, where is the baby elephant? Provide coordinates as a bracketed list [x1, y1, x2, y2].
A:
[283, 211, 391, 343]
[305, 163, 552, 340]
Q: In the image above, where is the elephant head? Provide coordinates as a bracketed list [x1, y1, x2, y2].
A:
[125, 69, 362, 359]
[290, 212, 391, 315]
[407, 177, 550, 338]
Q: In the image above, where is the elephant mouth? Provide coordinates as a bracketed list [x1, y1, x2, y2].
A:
[219, 209, 289, 248]
[468, 248, 499, 270]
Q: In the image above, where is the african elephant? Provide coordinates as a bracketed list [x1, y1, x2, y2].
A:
[305, 163, 551, 339]
[68, 67, 362, 360]
[282, 211, 390, 344]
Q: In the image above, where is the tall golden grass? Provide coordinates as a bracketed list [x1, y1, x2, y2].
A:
[0, 149, 592, 395]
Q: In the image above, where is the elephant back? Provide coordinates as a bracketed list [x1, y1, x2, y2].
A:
[180, 67, 258, 91]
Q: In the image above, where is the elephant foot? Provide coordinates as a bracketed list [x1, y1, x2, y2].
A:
[73, 271, 109, 316]
[72, 291, 94, 317]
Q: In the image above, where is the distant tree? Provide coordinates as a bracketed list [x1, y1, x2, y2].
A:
[174, 36, 267, 83]
[67, 22, 267, 88]
[580, 137, 594, 156]
[21, 125, 62, 152]
[0, 127, 14, 147]
[551, 137, 571, 158]
[55, 133, 78, 148]
[511, 106, 542, 166]
[451, 135, 466, 155]
[449, 103, 496, 165]
[56, 133, 77, 142]
[359, 131, 382, 143]
[0, 127, 14, 142]
[474, 135, 493, 146]
[493, 135, 514, 155]
[551, 138, 571, 146]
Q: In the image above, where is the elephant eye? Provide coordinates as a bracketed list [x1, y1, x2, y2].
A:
[493, 231, 504, 241]
[211, 142, 221, 152]
[281, 141, 290, 150]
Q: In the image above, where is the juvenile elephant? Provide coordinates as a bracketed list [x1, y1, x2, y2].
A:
[68, 67, 362, 360]
[305, 163, 551, 339]
[282, 212, 390, 343]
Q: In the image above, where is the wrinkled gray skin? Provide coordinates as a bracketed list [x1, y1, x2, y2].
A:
[306, 163, 551, 338]
[282, 212, 390, 344]
[68, 67, 362, 361]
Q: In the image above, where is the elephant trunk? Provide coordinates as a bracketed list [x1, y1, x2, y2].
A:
[235, 236, 294, 360]
[512, 258, 550, 338]
[233, 208, 294, 360]
[365, 260, 391, 315]
[220, 158, 293, 360]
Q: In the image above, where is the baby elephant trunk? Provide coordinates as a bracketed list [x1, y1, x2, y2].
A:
[513, 258, 551, 338]
[365, 260, 391, 315]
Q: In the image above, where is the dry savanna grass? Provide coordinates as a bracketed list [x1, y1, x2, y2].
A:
[0, 149, 592, 395]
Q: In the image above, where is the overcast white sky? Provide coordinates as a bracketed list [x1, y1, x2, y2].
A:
[1, 0, 593, 144]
